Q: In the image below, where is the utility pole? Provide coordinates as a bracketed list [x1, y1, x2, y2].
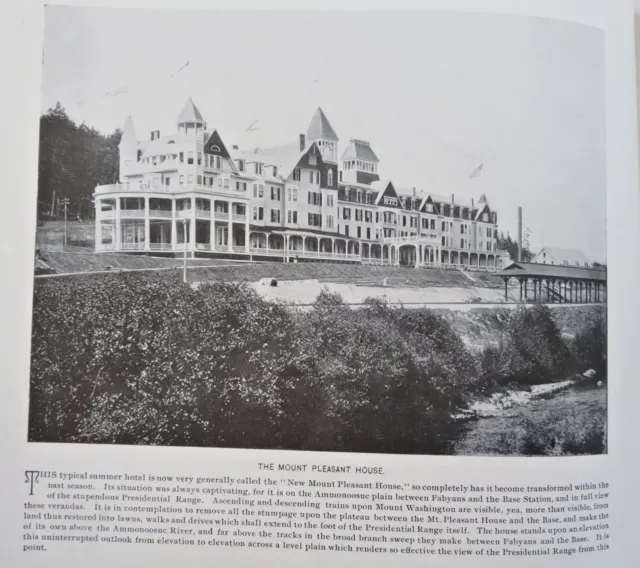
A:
[60, 198, 70, 250]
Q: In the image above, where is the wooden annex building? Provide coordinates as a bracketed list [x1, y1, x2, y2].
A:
[497, 262, 607, 303]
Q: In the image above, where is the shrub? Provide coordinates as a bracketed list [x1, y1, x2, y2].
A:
[480, 304, 574, 385]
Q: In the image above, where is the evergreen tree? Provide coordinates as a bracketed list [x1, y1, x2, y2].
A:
[38, 103, 121, 221]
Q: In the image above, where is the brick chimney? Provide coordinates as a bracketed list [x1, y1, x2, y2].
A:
[299, 134, 306, 151]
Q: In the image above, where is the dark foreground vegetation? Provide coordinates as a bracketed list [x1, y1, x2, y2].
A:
[29, 273, 606, 455]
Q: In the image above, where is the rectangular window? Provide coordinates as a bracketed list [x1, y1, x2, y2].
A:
[292, 211, 297, 224]
[357, 226, 361, 238]
[309, 154, 317, 166]
[293, 188, 298, 202]
[308, 213, 321, 227]
[315, 171, 320, 185]
[309, 170, 314, 183]
[197, 152, 202, 166]
[307, 192, 322, 206]
[223, 178, 230, 189]
[197, 175, 202, 185]
[237, 159, 245, 172]
[271, 210, 281, 223]
[255, 162, 263, 175]
[258, 207, 264, 221]
[179, 152, 184, 163]
[253, 184, 258, 198]
[287, 187, 292, 202]
[345, 225, 350, 237]
[271, 187, 281, 201]
[293, 168, 301, 181]
[366, 228, 371, 240]
[252, 207, 258, 221]
[258, 185, 264, 198]
[343, 207, 351, 220]
[179, 175, 184, 185]
[325, 215, 334, 229]
[327, 194, 334, 207]
[187, 151, 194, 165]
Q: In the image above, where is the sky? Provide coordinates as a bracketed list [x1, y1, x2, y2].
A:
[41, 7, 606, 261]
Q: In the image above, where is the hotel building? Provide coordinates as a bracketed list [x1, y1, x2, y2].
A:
[94, 98, 509, 269]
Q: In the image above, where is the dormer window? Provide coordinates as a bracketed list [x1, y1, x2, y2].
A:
[309, 154, 317, 166]
[255, 162, 263, 175]
[426, 203, 434, 213]
[237, 159, 245, 172]
[273, 166, 278, 177]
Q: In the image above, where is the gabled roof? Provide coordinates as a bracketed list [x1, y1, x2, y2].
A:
[137, 135, 181, 156]
[475, 203, 492, 221]
[177, 97, 205, 124]
[341, 139, 379, 163]
[204, 129, 232, 159]
[499, 261, 606, 282]
[233, 141, 320, 181]
[534, 247, 590, 266]
[374, 180, 403, 208]
[306, 107, 339, 142]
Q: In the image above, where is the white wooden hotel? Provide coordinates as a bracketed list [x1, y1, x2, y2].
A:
[94, 98, 509, 269]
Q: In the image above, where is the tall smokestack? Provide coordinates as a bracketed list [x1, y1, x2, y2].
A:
[517, 206, 523, 262]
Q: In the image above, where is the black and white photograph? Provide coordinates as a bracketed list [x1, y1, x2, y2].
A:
[29, 6, 607, 456]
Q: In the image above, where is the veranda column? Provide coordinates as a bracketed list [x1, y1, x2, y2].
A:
[144, 196, 150, 252]
[210, 201, 215, 252]
[115, 197, 121, 251]
[524, 278, 528, 302]
[519, 278, 523, 302]
[189, 197, 196, 254]
[171, 200, 177, 251]
[94, 199, 101, 252]
[245, 216, 250, 254]
[227, 200, 233, 253]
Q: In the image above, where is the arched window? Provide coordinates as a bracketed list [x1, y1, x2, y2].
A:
[210, 145, 221, 153]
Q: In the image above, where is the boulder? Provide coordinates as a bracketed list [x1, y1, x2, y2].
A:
[582, 369, 597, 379]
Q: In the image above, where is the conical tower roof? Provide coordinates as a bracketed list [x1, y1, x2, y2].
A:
[306, 107, 338, 142]
[177, 97, 205, 124]
[119, 115, 137, 146]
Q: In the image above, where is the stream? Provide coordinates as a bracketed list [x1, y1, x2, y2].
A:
[449, 382, 607, 456]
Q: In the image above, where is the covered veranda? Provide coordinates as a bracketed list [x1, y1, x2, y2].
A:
[498, 262, 607, 303]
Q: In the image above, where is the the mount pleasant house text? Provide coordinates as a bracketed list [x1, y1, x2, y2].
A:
[94, 99, 509, 269]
